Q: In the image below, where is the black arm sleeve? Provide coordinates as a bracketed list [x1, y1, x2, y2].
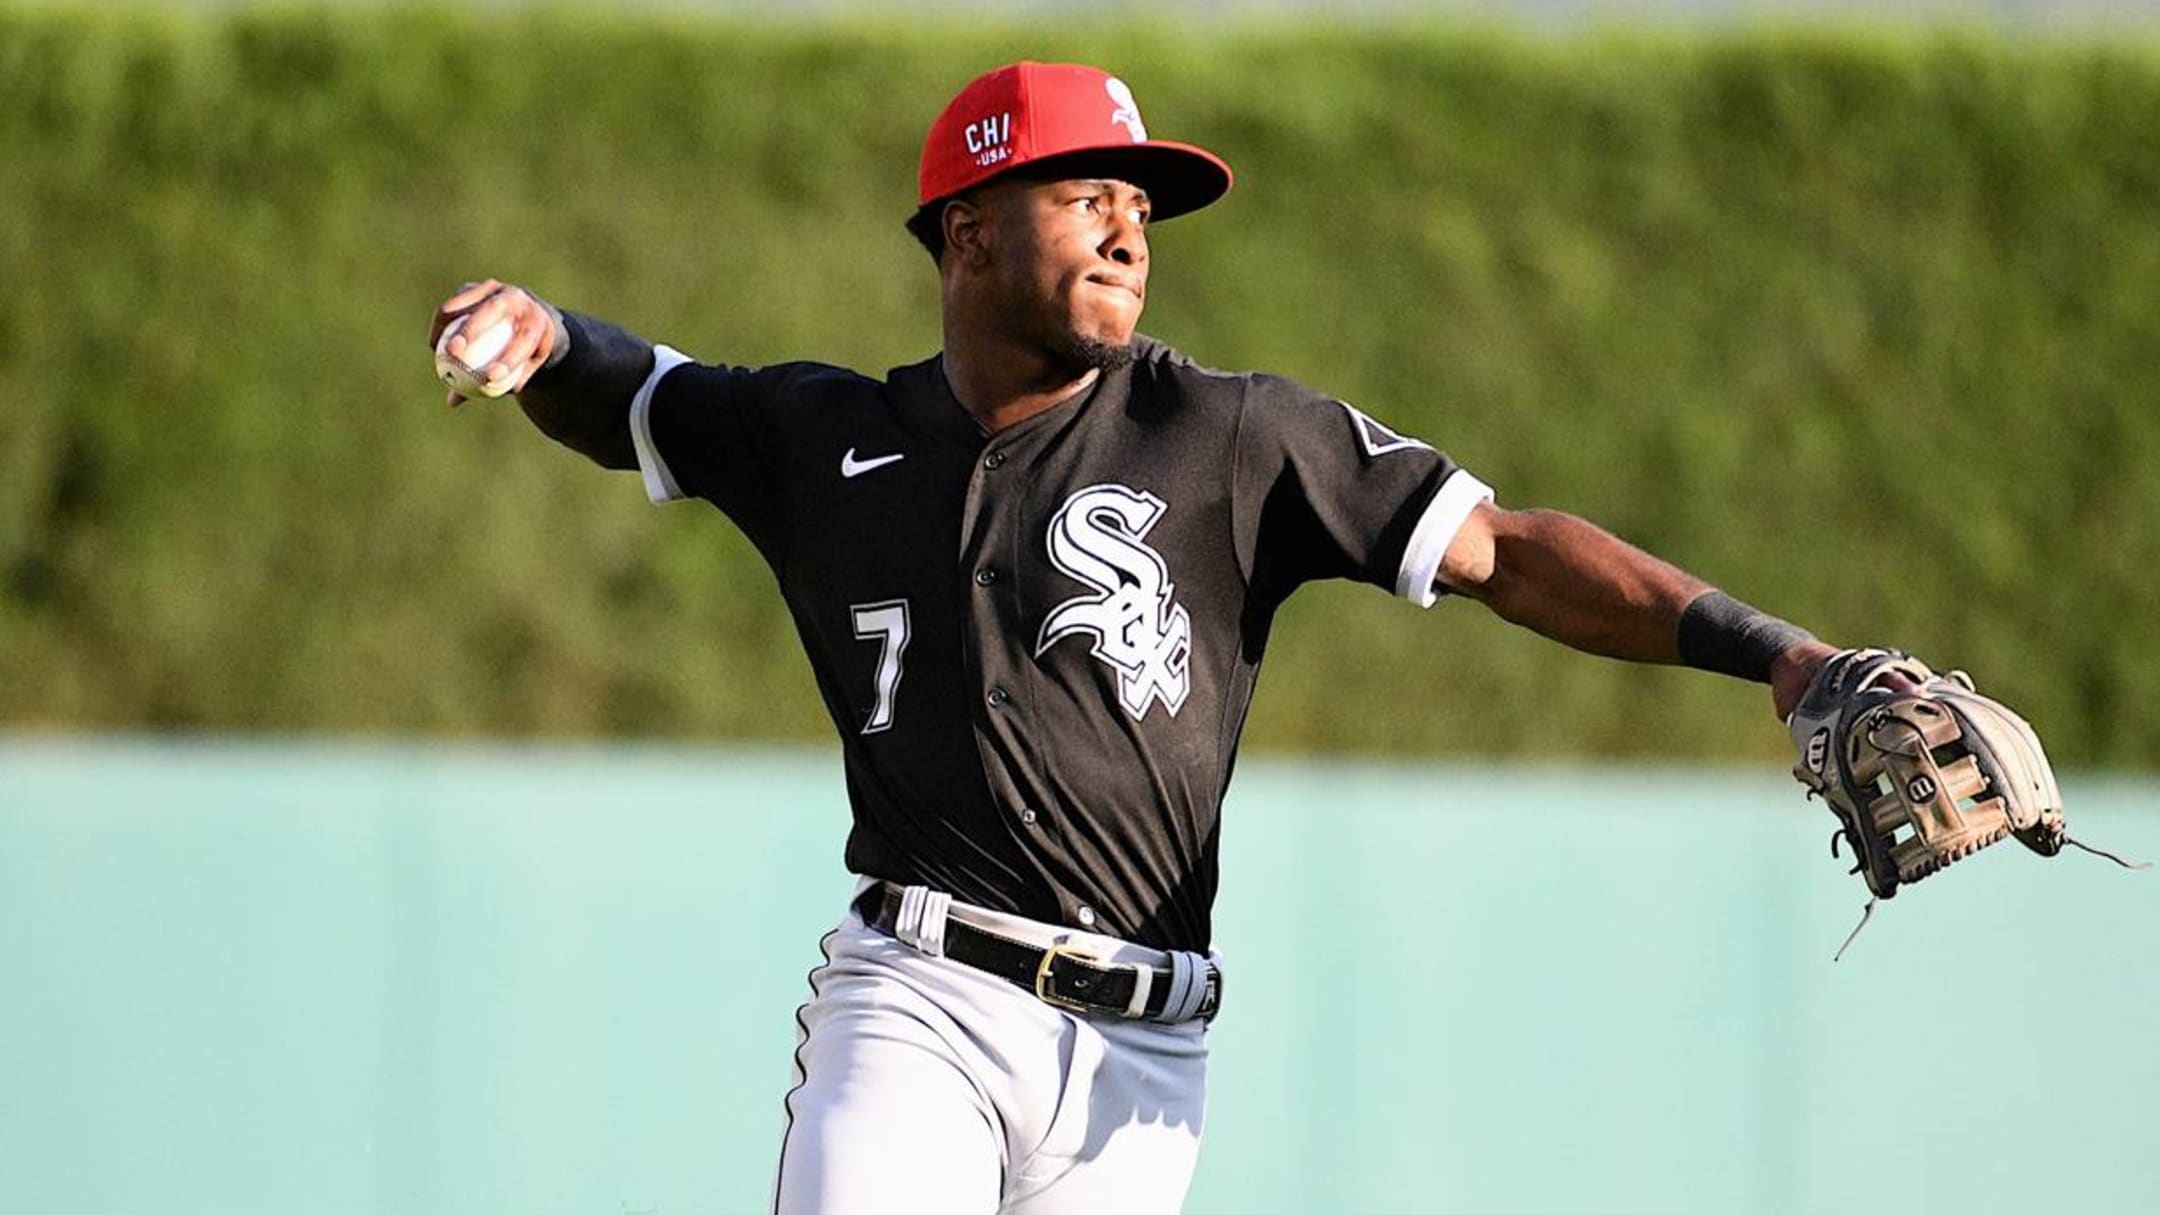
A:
[514, 306, 656, 470]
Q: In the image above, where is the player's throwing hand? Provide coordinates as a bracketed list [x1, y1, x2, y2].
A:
[427, 279, 559, 407]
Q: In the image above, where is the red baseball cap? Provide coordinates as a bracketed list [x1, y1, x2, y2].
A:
[917, 62, 1233, 222]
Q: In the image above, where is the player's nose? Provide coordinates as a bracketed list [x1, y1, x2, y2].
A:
[1099, 214, 1147, 268]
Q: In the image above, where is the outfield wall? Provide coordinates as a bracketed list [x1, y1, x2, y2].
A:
[4, 741, 2157, 1213]
[4, 13, 2160, 764]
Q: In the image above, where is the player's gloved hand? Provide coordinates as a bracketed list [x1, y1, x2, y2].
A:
[1769, 638, 1841, 722]
[427, 279, 560, 407]
[1787, 647, 2147, 960]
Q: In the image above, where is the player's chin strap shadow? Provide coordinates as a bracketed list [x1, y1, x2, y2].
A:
[1827, 830, 2152, 964]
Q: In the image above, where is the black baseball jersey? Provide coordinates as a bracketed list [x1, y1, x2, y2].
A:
[615, 329, 1491, 953]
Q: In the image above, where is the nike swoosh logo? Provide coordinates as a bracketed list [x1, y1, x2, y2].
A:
[840, 448, 906, 478]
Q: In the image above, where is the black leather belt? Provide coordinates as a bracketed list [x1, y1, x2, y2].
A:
[854, 884, 1221, 1023]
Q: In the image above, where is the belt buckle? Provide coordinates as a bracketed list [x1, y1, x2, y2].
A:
[1033, 943, 1105, 1013]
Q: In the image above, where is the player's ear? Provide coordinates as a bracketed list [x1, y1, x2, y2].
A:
[943, 197, 992, 268]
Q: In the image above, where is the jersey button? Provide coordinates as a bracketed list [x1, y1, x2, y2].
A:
[983, 451, 1005, 470]
[1076, 906, 1097, 928]
[974, 569, 997, 586]
[986, 687, 1009, 708]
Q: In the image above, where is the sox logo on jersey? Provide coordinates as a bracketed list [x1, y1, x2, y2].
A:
[1037, 484, 1192, 721]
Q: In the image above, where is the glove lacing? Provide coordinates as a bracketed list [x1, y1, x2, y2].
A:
[1827, 833, 2150, 963]
[2063, 836, 2152, 872]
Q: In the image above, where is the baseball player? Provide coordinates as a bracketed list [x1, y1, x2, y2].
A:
[429, 61, 1834, 1214]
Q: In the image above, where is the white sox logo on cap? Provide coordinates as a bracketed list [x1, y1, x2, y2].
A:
[1105, 77, 1147, 142]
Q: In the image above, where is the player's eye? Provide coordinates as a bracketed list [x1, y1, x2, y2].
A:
[1066, 190, 1146, 226]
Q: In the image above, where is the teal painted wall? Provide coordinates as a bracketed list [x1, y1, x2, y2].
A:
[3, 741, 2155, 1213]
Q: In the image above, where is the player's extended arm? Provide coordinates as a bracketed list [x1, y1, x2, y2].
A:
[1437, 502, 1835, 716]
[428, 280, 653, 471]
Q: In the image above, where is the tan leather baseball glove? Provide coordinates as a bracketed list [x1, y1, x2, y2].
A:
[1787, 648, 2144, 959]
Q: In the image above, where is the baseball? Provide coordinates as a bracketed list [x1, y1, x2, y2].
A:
[435, 313, 517, 398]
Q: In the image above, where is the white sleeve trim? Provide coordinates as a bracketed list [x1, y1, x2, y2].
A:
[629, 345, 695, 504]
[1394, 470, 1496, 608]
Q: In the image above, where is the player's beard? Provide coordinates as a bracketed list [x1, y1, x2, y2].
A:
[1066, 334, 1136, 372]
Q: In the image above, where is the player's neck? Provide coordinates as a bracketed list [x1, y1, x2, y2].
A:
[940, 337, 1099, 434]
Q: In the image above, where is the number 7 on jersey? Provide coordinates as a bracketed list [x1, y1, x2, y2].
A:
[850, 599, 912, 733]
